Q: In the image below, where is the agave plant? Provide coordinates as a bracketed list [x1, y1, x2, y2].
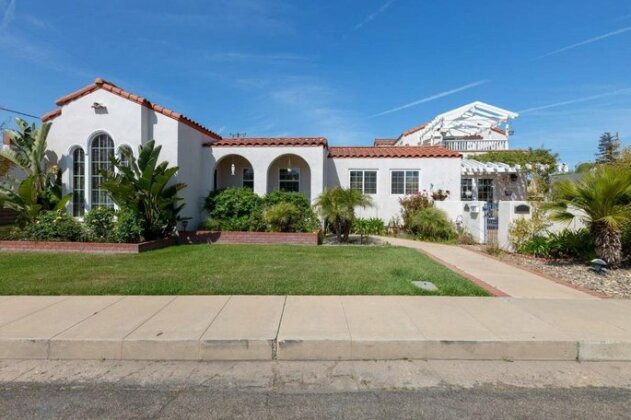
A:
[314, 187, 372, 242]
[100, 140, 186, 240]
[0, 119, 70, 224]
[545, 165, 631, 267]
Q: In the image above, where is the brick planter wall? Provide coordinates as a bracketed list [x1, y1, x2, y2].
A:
[0, 237, 176, 254]
[178, 231, 319, 245]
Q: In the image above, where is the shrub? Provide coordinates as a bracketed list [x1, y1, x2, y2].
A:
[352, 218, 386, 235]
[408, 207, 457, 242]
[110, 209, 144, 243]
[546, 229, 595, 260]
[623, 223, 631, 259]
[264, 202, 303, 232]
[18, 210, 84, 242]
[83, 207, 115, 242]
[399, 193, 431, 229]
[518, 235, 551, 258]
[204, 188, 265, 231]
[263, 191, 319, 232]
[386, 216, 403, 236]
[457, 231, 477, 245]
[508, 206, 550, 250]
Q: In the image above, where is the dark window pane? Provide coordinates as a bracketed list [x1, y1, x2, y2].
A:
[391, 171, 404, 194]
[364, 171, 377, 194]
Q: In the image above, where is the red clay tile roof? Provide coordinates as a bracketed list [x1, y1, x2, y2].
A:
[42, 78, 221, 140]
[400, 122, 428, 137]
[212, 137, 328, 147]
[328, 146, 461, 158]
[373, 138, 397, 147]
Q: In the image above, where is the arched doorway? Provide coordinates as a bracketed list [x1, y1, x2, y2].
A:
[266, 154, 311, 199]
[214, 155, 254, 191]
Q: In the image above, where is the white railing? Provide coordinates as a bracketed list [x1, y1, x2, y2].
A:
[442, 140, 508, 152]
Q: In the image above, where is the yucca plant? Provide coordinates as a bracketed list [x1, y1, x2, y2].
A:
[545, 165, 631, 267]
[100, 140, 186, 240]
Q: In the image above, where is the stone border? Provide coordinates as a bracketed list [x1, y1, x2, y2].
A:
[178, 230, 319, 245]
[0, 237, 176, 254]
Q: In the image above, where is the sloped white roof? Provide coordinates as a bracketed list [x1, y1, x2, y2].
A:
[399, 101, 518, 146]
[461, 159, 521, 175]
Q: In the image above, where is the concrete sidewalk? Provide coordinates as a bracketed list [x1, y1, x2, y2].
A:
[0, 296, 630, 362]
[378, 236, 596, 299]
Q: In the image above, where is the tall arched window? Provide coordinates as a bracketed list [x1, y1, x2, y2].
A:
[72, 148, 85, 217]
[90, 134, 115, 209]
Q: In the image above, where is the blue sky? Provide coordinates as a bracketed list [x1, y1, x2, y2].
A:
[1, 0, 630, 166]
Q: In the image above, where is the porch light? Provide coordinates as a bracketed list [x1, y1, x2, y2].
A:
[231, 163, 236, 176]
[287, 156, 292, 172]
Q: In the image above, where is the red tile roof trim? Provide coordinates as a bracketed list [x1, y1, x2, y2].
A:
[491, 126, 507, 135]
[42, 78, 221, 140]
[401, 123, 428, 137]
[212, 137, 328, 147]
[329, 146, 461, 158]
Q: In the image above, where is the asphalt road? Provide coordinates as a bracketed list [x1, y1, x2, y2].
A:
[1, 384, 630, 419]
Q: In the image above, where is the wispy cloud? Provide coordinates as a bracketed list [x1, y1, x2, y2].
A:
[206, 52, 314, 64]
[368, 80, 490, 118]
[353, 0, 396, 31]
[534, 26, 631, 60]
[519, 87, 631, 114]
[0, 0, 16, 31]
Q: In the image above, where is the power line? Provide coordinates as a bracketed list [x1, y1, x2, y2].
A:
[0, 105, 39, 119]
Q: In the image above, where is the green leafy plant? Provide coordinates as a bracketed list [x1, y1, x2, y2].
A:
[508, 205, 550, 251]
[100, 140, 186, 240]
[262, 191, 319, 232]
[399, 193, 432, 230]
[0, 119, 71, 225]
[545, 165, 631, 267]
[407, 207, 457, 242]
[110, 209, 144, 243]
[518, 235, 551, 258]
[17, 210, 84, 242]
[545, 229, 595, 261]
[264, 202, 303, 232]
[83, 207, 115, 242]
[313, 187, 372, 242]
[204, 187, 264, 231]
[352, 218, 386, 235]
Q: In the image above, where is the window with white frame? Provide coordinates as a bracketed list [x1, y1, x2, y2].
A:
[90, 134, 115, 209]
[279, 168, 300, 192]
[478, 178, 494, 202]
[243, 168, 254, 189]
[72, 148, 85, 217]
[349, 170, 377, 194]
[391, 170, 419, 195]
[461, 178, 474, 201]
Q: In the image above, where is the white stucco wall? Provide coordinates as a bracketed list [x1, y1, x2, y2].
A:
[327, 156, 461, 222]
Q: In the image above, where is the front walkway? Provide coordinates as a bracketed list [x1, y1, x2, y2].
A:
[0, 295, 630, 362]
[378, 236, 596, 299]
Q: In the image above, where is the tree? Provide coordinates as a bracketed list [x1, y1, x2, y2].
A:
[596, 132, 621, 164]
[314, 187, 372, 242]
[545, 165, 631, 268]
[100, 140, 186, 240]
[0, 118, 70, 225]
[475, 148, 559, 200]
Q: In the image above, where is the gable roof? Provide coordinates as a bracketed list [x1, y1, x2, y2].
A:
[212, 137, 328, 147]
[329, 146, 461, 159]
[42, 78, 221, 140]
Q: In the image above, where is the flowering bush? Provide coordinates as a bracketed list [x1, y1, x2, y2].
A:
[399, 192, 432, 229]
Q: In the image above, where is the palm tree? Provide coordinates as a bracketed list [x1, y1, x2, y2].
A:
[314, 187, 372, 242]
[545, 165, 631, 267]
[100, 140, 186, 240]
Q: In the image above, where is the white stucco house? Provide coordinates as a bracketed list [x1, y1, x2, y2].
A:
[39, 78, 529, 244]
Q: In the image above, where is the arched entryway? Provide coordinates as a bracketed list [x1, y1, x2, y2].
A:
[214, 154, 254, 190]
[266, 154, 311, 199]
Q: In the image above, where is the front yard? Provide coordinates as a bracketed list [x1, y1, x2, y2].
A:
[0, 244, 488, 296]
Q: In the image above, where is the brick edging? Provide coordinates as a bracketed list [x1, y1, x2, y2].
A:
[460, 246, 609, 299]
[178, 230, 319, 245]
[0, 238, 176, 254]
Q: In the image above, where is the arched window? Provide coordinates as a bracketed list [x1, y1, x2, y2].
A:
[90, 134, 115, 209]
[118, 145, 133, 167]
[72, 148, 85, 217]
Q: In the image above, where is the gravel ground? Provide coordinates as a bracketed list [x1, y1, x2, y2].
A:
[494, 252, 631, 299]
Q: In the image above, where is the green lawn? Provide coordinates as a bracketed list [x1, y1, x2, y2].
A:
[0, 245, 489, 296]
